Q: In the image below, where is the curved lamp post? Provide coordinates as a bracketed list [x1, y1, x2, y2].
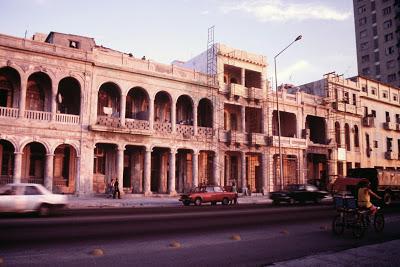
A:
[274, 35, 302, 190]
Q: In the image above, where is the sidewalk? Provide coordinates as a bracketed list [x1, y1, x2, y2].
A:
[271, 239, 400, 267]
[66, 194, 273, 209]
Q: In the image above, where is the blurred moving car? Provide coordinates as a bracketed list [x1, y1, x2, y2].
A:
[179, 185, 237, 206]
[0, 183, 68, 216]
[270, 184, 328, 205]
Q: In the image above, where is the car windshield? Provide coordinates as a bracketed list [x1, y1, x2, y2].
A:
[214, 186, 223, 192]
[286, 184, 305, 191]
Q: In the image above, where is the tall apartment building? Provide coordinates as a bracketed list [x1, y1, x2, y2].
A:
[0, 31, 399, 197]
[353, 0, 400, 87]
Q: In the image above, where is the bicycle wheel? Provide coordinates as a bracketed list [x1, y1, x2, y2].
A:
[374, 213, 385, 233]
[352, 216, 366, 238]
[332, 215, 345, 235]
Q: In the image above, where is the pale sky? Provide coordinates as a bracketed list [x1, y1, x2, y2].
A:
[0, 0, 357, 86]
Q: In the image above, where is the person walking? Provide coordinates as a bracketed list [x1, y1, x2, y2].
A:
[113, 178, 121, 199]
[231, 181, 238, 204]
[107, 178, 115, 198]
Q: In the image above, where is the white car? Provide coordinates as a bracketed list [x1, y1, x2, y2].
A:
[0, 183, 68, 216]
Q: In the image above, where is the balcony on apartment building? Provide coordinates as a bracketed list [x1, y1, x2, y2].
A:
[218, 130, 267, 146]
[0, 106, 81, 125]
[267, 135, 307, 149]
[362, 116, 375, 127]
[385, 151, 396, 160]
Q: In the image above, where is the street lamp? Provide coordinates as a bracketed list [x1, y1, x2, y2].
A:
[274, 35, 302, 190]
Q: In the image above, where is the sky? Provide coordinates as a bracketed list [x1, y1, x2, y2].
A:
[0, 0, 357, 86]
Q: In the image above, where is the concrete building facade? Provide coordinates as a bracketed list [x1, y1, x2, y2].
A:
[0, 31, 399, 197]
[353, 0, 400, 87]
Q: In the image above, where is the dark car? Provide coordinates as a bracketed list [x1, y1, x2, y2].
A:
[270, 184, 328, 205]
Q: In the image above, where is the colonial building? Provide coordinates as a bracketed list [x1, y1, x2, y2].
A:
[0, 31, 399, 196]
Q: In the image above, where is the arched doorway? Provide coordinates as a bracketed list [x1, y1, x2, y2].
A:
[22, 142, 46, 184]
[57, 77, 81, 115]
[0, 67, 20, 109]
[53, 144, 77, 193]
[26, 72, 52, 112]
[0, 139, 15, 185]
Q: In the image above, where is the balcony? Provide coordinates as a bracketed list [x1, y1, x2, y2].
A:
[385, 151, 395, 160]
[362, 116, 375, 127]
[197, 126, 213, 138]
[383, 122, 396, 131]
[0, 106, 19, 118]
[247, 87, 264, 101]
[55, 113, 80, 124]
[228, 83, 246, 98]
[176, 124, 194, 139]
[268, 136, 307, 149]
[248, 133, 266, 146]
[24, 110, 51, 121]
[396, 123, 400, 132]
[96, 116, 121, 128]
[227, 130, 247, 145]
[125, 118, 150, 131]
[153, 122, 172, 134]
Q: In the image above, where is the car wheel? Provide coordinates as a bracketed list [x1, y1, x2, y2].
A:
[222, 198, 229, 205]
[384, 192, 392, 206]
[38, 204, 51, 217]
[194, 198, 202, 206]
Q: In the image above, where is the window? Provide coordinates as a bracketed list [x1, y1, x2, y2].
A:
[385, 46, 395, 55]
[383, 91, 388, 98]
[361, 42, 368, 50]
[386, 111, 390, 122]
[344, 92, 350, 104]
[383, 6, 391, 15]
[354, 125, 360, 148]
[358, 5, 366, 13]
[374, 140, 378, 148]
[396, 114, 400, 123]
[371, 88, 376, 95]
[93, 147, 105, 174]
[384, 33, 393, 42]
[24, 186, 41, 195]
[374, 51, 379, 62]
[362, 67, 370, 75]
[371, 109, 376, 117]
[345, 124, 351, 151]
[387, 60, 396, 69]
[387, 137, 393, 152]
[388, 73, 396, 82]
[352, 94, 357, 105]
[371, 1, 375, 10]
[372, 14, 376, 23]
[360, 30, 368, 38]
[69, 40, 79, 49]
[359, 17, 367, 26]
[383, 20, 392, 29]
[361, 54, 370, 63]
[394, 95, 398, 102]
[373, 26, 378, 36]
[375, 65, 380, 75]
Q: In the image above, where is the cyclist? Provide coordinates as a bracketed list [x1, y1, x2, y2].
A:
[357, 180, 382, 215]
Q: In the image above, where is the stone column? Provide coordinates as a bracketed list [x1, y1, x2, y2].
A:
[192, 150, 199, 187]
[241, 151, 247, 193]
[120, 94, 127, 127]
[19, 78, 27, 118]
[149, 98, 154, 131]
[213, 151, 220, 185]
[144, 147, 152, 195]
[117, 146, 125, 194]
[261, 153, 268, 196]
[193, 103, 198, 135]
[13, 152, 23, 183]
[241, 106, 246, 133]
[45, 154, 54, 192]
[75, 155, 81, 196]
[241, 68, 245, 86]
[51, 86, 57, 122]
[168, 148, 177, 195]
[171, 101, 176, 133]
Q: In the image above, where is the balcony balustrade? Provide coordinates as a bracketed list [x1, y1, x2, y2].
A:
[96, 116, 121, 128]
[153, 121, 172, 134]
[0, 106, 19, 118]
[55, 113, 80, 124]
[125, 118, 150, 131]
[24, 110, 51, 121]
[268, 136, 307, 149]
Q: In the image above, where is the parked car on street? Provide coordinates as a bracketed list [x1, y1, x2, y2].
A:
[0, 183, 68, 216]
[179, 185, 237, 206]
[270, 184, 328, 205]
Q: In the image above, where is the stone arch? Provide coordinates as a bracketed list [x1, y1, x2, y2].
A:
[154, 91, 172, 122]
[97, 82, 121, 117]
[57, 76, 81, 115]
[0, 66, 21, 108]
[21, 141, 47, 185]
[26, 72, 52, 112]
[354, 125, 360, 148]
[53, 144, 78, 194]
[345, 123, 351, 151]
[198, 98, 213, 127]
[0, 139, 15, 184]
[335, 121, 341, 147]
[126, 86, 150, 120]
[176, 94, 194, 125]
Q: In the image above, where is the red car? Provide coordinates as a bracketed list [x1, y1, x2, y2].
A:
[179, 185, 237, 206]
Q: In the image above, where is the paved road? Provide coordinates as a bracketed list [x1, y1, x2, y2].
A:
[1, 203, 400, 266]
